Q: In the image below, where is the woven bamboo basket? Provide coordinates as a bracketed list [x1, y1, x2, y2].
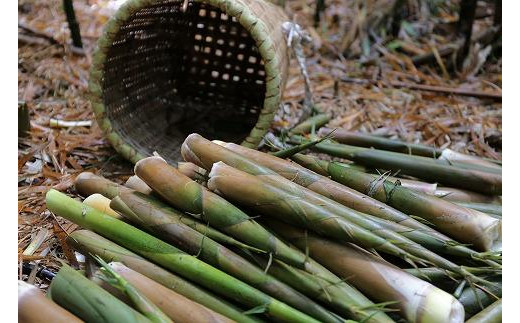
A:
[89, 0, 289, 164]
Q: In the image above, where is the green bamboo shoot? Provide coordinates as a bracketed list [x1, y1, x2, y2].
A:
[48, 264, 150, 323]
[114, 191, 343, 323]
[327, 162, 501, 252]
[67, 230, 258, 323]
[266, 220, 465, 323]
[75, 172, 129, 199]
[46, 189, 320, 323]
[308, 141, 501, 195]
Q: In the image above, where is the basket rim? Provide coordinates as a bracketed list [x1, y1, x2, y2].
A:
[88, 0, 287, 164]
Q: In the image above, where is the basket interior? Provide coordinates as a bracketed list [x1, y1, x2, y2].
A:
[102, 0, 266, 162]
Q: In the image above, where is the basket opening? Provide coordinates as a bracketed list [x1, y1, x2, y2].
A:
[102, 0, 266, 161]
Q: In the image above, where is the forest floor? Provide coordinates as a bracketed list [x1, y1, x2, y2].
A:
[18, 0, 501, 289]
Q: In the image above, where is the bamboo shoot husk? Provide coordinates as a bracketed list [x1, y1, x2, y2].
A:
[75, 172, 129, 199]
[83, 193, 122, 219]
[290, 153, 437, 194]
[125, 176, 153, 195]
[216, 141, 438, 232]
[368, 175, 437, 195]
[67, 230, 258, 323]
[48, 264, 150, 323]
[465, 299, 501, 323]
[46, 190, 319, 323]
[266, 220, 465, 323]
[327, 162, 502, 252]
[177, 162, 208, 182]
[114, 191, 343, 323]
[290, 159, 501, 263]
[18, 280, 83, 323]
[106, 262, 234, 323]
[291, 153, 367, 175]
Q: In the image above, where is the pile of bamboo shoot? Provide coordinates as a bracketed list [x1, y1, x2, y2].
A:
[22, 126, 501, 323]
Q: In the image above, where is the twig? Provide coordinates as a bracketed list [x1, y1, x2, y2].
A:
[282, 22, 314, 121]
[340, 77, 501, 100]
[18, 23, 59, 45]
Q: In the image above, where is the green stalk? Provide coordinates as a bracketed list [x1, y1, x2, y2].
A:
[308, 140, 501, 195]
[114, 191, 343, 323]
[327, 161, 502, 252]
[288, 113, 330, 136]
[94, 256, 172, 323]
[67, 230, 257, 323]
[290, 153, 367, 175]
[111, 194, 265, 254]
[404, 267, 455, 282]
[265, 220, 465, 323]
[48, 263, 150, 323]
[289, 153, 335, 176]
[466, 299, 501, 323]
[318, 127, 442, 157]
[272, 131, 334, 159]
[291, 153, 437, 194]
[19, 280, 83, 323]
[133, 156, 308, 269]
[46, 190, 319, 323]
[75, 172, 129, 199]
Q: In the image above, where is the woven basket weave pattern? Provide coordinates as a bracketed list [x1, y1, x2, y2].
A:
[89, 0, 288, 164]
